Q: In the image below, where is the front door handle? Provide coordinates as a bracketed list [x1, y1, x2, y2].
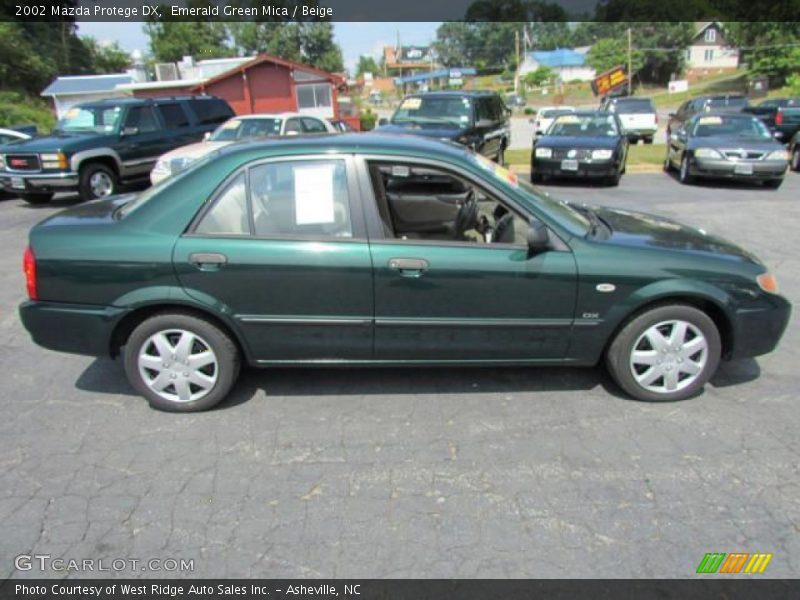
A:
[189, 252, 227, 271]
[388, 257, 429, 278]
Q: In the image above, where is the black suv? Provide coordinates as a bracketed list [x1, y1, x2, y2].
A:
[377, 91, 510, 164]
[0, 95, 233, 204]
[666, 95, 749, 137]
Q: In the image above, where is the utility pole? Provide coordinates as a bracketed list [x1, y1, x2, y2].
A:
[627, 27, 632, 96]
[515, 30, 520, 94]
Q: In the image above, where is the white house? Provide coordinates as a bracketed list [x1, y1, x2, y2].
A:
[41, 74, 134, 119]
[518, 48, 596, 84]
[686, 22, 739, 71]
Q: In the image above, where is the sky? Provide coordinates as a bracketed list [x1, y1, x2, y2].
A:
[77, 22, 441, 72]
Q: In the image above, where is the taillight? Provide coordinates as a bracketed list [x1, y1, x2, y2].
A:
[23, 246, 37, 300]
[776, 111, 784, 125]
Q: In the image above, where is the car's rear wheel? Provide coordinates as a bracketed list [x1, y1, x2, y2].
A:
[20, 193, 53, 205]
[123, 313, 240, 412]
[79, 163, 117, 201]
[606, 304, 721, 402]
[679, 155, 693, 185]
[643, 137, 654, 145]
[792, 147, 800, 172]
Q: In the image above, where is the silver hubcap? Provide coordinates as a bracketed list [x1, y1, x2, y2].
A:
[680, 158, 688, 180]
[89, 172, 113, 197]
[629, 320, 708, 394]
[138, 329, 218, 403]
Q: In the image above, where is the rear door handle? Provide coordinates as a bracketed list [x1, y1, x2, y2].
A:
[189, 252, 227, 271]
[388, 257, 429, 278]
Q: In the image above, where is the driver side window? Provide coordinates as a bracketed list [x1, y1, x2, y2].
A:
[367, 161, 528, 245]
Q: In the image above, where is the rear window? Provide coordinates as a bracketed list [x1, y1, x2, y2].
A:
[157, 103, 190, 129]
[540, 109, 573, 119]
[613, 99, 654, 113]
[190, 98, 234, 126]
[706, 97, 748, 110]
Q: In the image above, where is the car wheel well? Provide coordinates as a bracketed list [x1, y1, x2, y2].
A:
[79, 157, 118, 176]
[605, 296, 733, 360]
[110, 304, 247, 361]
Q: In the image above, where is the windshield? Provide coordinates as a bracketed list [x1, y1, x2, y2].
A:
[705, 97, 748, 110]
[548, 114, 619, 137]
[210, 118, 282, 141]
[691, 115, 772, 139]
[540, 108, 573, 119]
[392, 96, 472, 127]
[613, 99, 654, 114]
[56, 105, 123, 133]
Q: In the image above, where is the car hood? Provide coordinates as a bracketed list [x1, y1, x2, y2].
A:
[1, 131, 116, 153]
[36, 194, 135, 228]
[376, 122, 463, 139]
[159, 140, 230, 162]
[687, 136, 781, 152]
[537, 135, 620, 149]
[591, 205, 762, 264]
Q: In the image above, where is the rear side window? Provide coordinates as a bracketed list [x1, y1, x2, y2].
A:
[250, 160, 352, 238]
[124, 106, 159, 133]
[301, 118, 327, 133]
[614, 99, 654, 113]
[190, 98, 234, 126]
[157, 103, 190, 129]
[195, 173, 249, 235]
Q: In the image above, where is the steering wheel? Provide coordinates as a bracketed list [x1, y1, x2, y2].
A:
[453, 190, 478, 240]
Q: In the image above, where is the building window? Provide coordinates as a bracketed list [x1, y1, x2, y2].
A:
[704, 49, 715, 62]
[296, 83, 332, 109]
[704, 28, 716, 43]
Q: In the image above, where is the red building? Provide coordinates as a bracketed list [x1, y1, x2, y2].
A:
[130, 54, 352, 125]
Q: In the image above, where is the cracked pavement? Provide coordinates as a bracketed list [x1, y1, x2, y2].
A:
[1, 173, 798, 578]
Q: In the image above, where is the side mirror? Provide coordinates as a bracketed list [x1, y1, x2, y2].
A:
[203, 132, 211, 141]
[121, 126, 139, 136]
[378, 118, 388, 126]
[527, 219, 550, 252]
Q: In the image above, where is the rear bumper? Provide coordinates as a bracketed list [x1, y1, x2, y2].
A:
[690, 158, 787, 180]
[728, 294, 792, 360]
[0, 171, 79, 194]
[624, 128, 657, 138]
[19, 300, 126, 357]
[532, 157, 618, 179]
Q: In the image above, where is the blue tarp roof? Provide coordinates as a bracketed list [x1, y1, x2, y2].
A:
[394, 68, 476, 85]
[41, 74, 133, 96]
[528, 48, 586, 68]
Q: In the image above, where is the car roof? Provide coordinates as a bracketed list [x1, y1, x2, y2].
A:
[214, 132, 471, 161]
[690, 111, 758, 120]
[228, 112, 315, 120]
[405, 90, 499, 98]
[76, 95, 224, 108]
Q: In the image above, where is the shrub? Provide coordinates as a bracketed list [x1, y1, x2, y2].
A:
[360, 109, 377, 131]
[523, 107, 536, 115]
[0, 92, 56, 133]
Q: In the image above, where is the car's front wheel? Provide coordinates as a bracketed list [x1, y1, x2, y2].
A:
[792, 147, 800, 172]
[606, 304, 721, 402]
[123, 312, 241, 412]
[679, 155, 694, 185]
[79, 163, 118, 201]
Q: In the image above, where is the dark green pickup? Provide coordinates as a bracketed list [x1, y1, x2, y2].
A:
[0, 95, 233, 204]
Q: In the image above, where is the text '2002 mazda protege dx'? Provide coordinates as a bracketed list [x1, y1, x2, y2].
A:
[19, 134, 790, 411]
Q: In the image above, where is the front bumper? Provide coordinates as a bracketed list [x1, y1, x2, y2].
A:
[19, 300, 127, 357]
[690, 158, 787, 180]
[624, 128, 657, 139]
[0, 171, 79, 194]
[532, 157, 618, 179]
[728, 294, 792, 360]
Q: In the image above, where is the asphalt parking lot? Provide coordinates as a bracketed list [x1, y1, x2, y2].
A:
[1, 173, 798, 579]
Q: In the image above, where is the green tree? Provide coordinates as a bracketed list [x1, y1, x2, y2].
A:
[300, 23, 343, 72]
[726, 22, 800, 84]
[523, 65, 553, 88]
[229, 22, 302, 61]
[144, 1, 232, 63]
[586, 37, 644, 76]
[355, 55, 379, 77]
[82, 38, 131, 74]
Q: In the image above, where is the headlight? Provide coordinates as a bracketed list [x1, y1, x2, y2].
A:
[535, 147, 552, 158]
[766, 149, 790, 161]
[756, 272, 779, 294]
[171, 157, 194, 173]
[591, 149, 613, 160]
[153, 159, 169, 173]
[694, 148, 723, 159]
[40, 152, 68, 169]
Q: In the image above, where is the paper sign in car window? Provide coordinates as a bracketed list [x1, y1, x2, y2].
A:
[294, 164, 335, 225]
[221, 120, 241, 130]
[400, 98, 422, 110]
[556, 115, 580, 124]
[697, 116, 722, 125]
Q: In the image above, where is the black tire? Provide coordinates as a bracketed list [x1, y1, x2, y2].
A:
[679, 154, 694, 185]
[496, 145, 506, 166]
[606, 304, 721, 402]
[605, 170, 621, 186]
[78, 162, 118, 201]
[764, 178, 783, 189]
[644, 137, 654, 145]
[123, 312, 241, 412]
[791, 148, 800, 172]
[531, 172, 544, 183]
[20, 193, 53, 205]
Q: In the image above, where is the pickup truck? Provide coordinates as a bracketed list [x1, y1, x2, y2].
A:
[0, 95, 233, 204]
[600, 96, 658, 144]
[743, 98, 800, 144]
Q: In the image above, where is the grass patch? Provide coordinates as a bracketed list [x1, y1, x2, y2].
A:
[0, 91, 55, 133]
[507, 144, 666, 167]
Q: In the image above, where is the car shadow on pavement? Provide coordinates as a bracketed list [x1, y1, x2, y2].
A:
[663, 169, 782, 191]
[75, 357, 760, 411]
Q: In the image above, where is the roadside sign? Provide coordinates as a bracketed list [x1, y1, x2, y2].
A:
[592, 65, 628, 97]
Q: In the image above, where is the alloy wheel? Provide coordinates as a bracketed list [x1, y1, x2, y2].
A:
[89, 171, 114, 197]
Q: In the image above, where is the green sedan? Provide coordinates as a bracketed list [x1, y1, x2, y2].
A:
[19, 134, 791, 411]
